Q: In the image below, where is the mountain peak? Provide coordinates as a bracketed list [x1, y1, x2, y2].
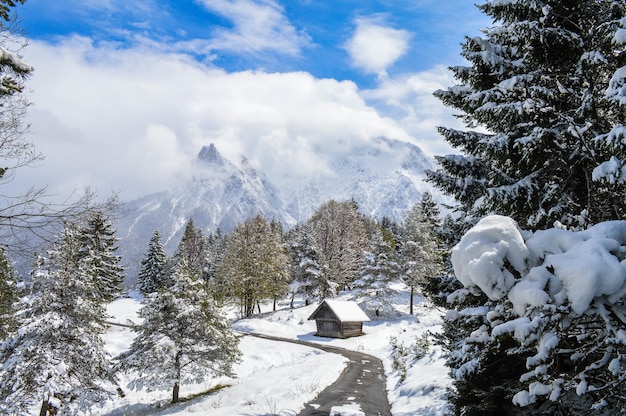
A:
[197, 143, 224, 166]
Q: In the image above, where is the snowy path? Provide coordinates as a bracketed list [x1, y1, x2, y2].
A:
[243, 332, 391, 416]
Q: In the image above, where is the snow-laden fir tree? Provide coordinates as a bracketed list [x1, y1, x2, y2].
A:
[205, 229, 226, 281]
[0, 247, 16, 340]
[399, 200, 442, 315]
[116, 259, 240, 404]
[428, 0, 626, 230]
[307, 199, 368, 294]
[169, 218, 210, 280]
[137, 229, 169, 294]
[287, 222, 325, 305]
[205, 229, 229, 303]
[424, 2, 626, 414]
[354, 217, 402, 318]
[0, 223, 118, 415]
[77, 210, 125, 303]
[217, 215, 291, 317]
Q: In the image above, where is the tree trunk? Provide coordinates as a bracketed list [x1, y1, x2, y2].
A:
[39, 399, 49, 416]
[410, 285, 414, 315]
[172, 382, 179, 404]
[172, 350, 181, 403]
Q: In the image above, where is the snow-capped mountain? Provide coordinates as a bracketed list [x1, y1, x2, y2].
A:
[116, 144, 296, 277]
[116, 138, 439, 282]
[280, 136, 437, 221]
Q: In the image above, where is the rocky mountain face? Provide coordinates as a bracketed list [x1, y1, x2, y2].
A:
[116, 138, 440, 282]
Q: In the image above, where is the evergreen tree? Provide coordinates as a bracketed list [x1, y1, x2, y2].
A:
[355, 217, 402, 318]
[400, 201, 442, 314]
[427, 2, 626, 414]
[0, 247, 15, 339]
[77, 211, 125, 303]
[307, 199, 368, 294]
[287, 223, 325, 305]
[170, 218, 209, 280]
[117, 260, 240, 404]
[0, 224, 117, 415]
[205, 228, 229, 303]
[427, 0, 626, 230]
[137, 230, 169, 294]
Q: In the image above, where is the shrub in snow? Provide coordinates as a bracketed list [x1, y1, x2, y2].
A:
[448, 215, 626, 413]
[390, 332, 432, 383]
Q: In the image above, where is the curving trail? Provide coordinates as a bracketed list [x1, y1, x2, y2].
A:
[243, 332, 391, 416]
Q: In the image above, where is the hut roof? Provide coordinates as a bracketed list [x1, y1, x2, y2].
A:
[308, 300, 370, 322]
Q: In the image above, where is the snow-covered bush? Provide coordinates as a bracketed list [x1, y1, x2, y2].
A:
[390, 332, 432, 382]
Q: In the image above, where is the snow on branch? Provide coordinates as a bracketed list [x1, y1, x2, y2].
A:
[452, 215, 626, 316]
[450, 215, 626, 407]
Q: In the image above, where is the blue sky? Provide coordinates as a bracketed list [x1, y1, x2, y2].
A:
[10, 0, 489, 201]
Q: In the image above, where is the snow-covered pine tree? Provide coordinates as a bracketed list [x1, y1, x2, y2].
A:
[205, 228, 226, 281]
[0, 223, 118, 415]
[287, 223, 326, 305]
[117, 259, 240, 403]
[400, 201, 442, 314]
[0, 247, 15, 339]
[267, 219, 291, 311]
[137, 229, 169, 294]
[169, 218, 210, 280]
[205, 228, 229, 303]
[307, 199, 368, 294]
[428, 3, 626, 414]
[355, 217, 402, 318]
[77, 211, 125, 303]
[593, 9, 626, 220]
[428, 0, 626, 230]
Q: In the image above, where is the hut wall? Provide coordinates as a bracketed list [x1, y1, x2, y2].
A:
[340, 322, 364, 338]
[316, 319, 342, 338]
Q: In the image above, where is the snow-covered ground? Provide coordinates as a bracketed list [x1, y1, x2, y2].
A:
[97, 285, 451, 416]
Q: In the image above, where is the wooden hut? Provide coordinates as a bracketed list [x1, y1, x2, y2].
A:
[307, 299, 370, 338]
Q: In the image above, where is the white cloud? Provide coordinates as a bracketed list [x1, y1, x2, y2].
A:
[344, 16, 411, 77]
[362, 65, 463, 157]
[13, 37, 447, 202]
[198, 0, 311, 56]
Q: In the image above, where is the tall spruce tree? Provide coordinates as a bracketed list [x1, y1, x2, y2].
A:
[77, 211, 125, 303]
[170, 219, 209, 280]
[137, 230, 169, 294]
[355, 217, 402, 317]
[0, 223, 118, 415]
[427, 0, 626, 230]
[0, 247, 15, 339]
[426, 2, 626, 415]
[117, 259, 240, 404]
[287, 223, 325, 305]
[400, 201, 442, 314]
[307, 200, 368, 294]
